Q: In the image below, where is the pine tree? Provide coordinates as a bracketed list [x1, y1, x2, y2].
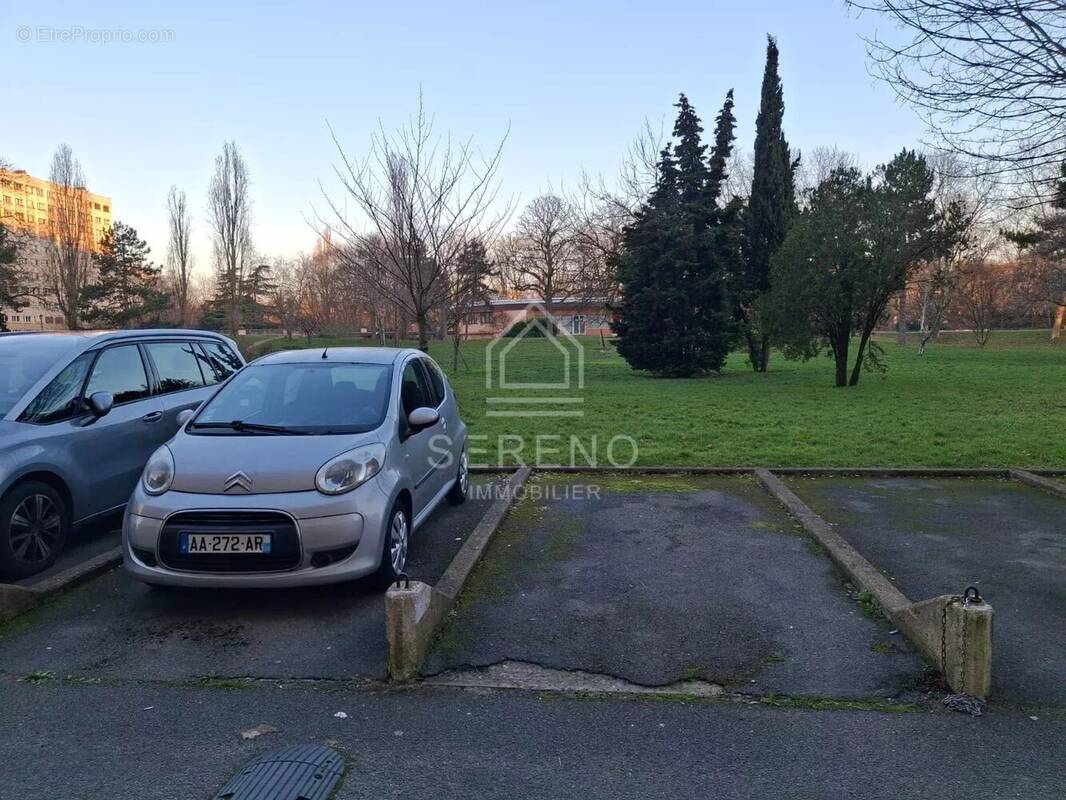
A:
[742, 35, 796, 372]
[82, 222, 170, 328]
[612, 145, 685, 373]
[0, 222, 28, 331]
[705, 90, 736, 206]
[612, 93, 739, 376]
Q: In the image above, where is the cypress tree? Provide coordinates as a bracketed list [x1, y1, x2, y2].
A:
[743, 35, 795, 372]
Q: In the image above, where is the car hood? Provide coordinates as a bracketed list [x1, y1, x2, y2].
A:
[168, 432, 379, 495]
[0, 419, 44, 454]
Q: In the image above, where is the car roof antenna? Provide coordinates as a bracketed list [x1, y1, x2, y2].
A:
[321, 347, 328, 360]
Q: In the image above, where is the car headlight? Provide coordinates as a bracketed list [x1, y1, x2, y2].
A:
[142, 446, 175, 496]
[315, 443, 386, 495]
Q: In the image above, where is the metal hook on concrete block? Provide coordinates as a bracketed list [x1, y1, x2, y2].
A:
[962, 585, 984, 605]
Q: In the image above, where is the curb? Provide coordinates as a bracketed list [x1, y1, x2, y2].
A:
[471, 465, 1066, 477]
[0, 546, 123, 622]
[1009, 468, 1066, 499]
[755, 469, 993, 697]
[386, 467, 532, 681]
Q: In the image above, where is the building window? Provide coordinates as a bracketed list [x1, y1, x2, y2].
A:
[566, 315, 587, 335]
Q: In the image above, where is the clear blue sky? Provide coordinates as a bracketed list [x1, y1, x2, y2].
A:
[1, 0, 924, 275]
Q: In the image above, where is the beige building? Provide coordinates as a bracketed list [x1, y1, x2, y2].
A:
[0, 167, 113, 331]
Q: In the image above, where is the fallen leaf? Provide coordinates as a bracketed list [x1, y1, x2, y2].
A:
[241, 724, 277, 740]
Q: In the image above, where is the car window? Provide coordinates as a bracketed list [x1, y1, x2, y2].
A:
[400, 361, 432, 415]
[146, 342, 207, 394]
[85, 345, 150, 405]
[197, 341, 243, 384]
[190, 362, 391, 435]
[422, 358, 446, 405]
[18, 352, 94, 424]
[0, 337, 80, 417]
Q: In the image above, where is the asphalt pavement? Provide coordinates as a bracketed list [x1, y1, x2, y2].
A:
[788, 476, 1066, 708]
[424, 474, 922, 696]
[0, 477, 500, 682]
[0, 678, 1061, 800]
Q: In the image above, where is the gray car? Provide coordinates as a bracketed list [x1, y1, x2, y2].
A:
[0, 330, 245, 579]
[123, 347, 470, 588]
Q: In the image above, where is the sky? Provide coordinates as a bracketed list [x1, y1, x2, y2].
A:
[1, 0, 926, 278]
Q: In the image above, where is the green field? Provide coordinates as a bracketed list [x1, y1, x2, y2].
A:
[237, 330, 1066, 468]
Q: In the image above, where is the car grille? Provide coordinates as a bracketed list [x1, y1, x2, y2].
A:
[159, 510, 301, 573]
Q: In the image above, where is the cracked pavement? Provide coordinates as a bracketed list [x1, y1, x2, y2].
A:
[424, 475, 921, 697]
[0, 472, 1063, 798]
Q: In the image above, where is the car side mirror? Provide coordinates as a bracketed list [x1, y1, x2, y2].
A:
[176, 409, 196, 427]
[87, 391, 113, 418]
[407, 406, 440, 431]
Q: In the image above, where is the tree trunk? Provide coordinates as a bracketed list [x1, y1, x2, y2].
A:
[1052, 295, 1065, 341]
[745, 331, 770, 373]
[896, 289, 908, 345]
[849, 328, 874, 387]
[833, 337, 850, 388]
[416, 311, 430, 353]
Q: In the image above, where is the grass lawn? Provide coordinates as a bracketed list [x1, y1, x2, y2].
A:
[236, 330, 1066, 468]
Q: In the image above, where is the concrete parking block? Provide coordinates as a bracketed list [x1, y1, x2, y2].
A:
[758, 470, 995, 698]
[387, 468, 531, 680]
[785, 476, 1066, 708]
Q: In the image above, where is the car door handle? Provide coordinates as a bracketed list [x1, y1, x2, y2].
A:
[141, 411, 163, 423]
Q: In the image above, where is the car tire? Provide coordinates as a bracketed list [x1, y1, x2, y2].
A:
[373, 502, 410, 588]
[446, 449, 469, 506]
[0, 481, 70, 580]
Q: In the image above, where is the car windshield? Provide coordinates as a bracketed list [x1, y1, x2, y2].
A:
[190, 362, 393, 435]
[0, 337, 82, 417]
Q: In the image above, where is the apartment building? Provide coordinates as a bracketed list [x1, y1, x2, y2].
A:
[0, 167, 112, 331]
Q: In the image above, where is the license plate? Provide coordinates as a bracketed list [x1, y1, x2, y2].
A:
[179, 532, 272, 555]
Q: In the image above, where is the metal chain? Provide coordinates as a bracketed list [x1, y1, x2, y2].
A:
[942, 586, 984, 692]
[940, 595, 962, 683]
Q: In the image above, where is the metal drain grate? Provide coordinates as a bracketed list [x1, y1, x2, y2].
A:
[214, 744, 344, 799]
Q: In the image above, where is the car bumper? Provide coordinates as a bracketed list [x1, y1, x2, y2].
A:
[122, 481, 389, 588]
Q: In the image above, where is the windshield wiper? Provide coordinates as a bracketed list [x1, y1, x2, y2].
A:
[190, 420, 307, 435]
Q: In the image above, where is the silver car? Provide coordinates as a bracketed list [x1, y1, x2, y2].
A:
[0, 330, 245, 579]
[123, 347, 470, 588]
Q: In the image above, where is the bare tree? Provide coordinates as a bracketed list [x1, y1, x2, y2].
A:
[956, 260, 1007, 346]
[320, 96, 508, 351]
[914, 153, 1000, 353]
[797, 146, 859, 195]
[851, 0, 1066, 204]
[503, 194, 585, 319]
[44, 144, 93, 329]
[446, 238, 496, 369]
[166, 186, 194, 326]
[270, 260, 301, 340]
[505, 193, 613, 319]
[207, 141, 253, 335]
[296, 254, 338, 343]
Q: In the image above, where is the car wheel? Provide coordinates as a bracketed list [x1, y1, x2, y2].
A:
[446, 449, 469, 506]
[375, 502, 409, 586]
[0, 481, 70, 580]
